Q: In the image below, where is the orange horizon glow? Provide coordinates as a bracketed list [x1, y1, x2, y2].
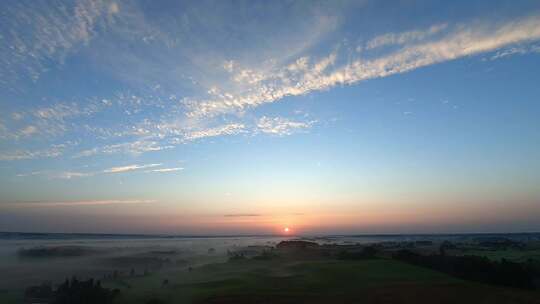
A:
[6, 199, 540, 235]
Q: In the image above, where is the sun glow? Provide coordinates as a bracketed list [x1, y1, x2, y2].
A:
[284, 227, 290, 233]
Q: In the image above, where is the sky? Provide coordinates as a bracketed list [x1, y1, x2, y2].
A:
[1, 0, 540, 235]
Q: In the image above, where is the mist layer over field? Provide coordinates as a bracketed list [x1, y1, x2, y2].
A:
[0, 235, 287, 296]
[2, 233, 540, 303]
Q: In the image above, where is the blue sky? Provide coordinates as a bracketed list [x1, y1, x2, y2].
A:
[1, 0, 539, 234]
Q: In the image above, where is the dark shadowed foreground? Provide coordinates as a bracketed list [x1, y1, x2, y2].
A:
[9, 237, 540, 304]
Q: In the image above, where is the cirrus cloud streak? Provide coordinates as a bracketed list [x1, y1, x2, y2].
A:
[187, 15, 540, 118]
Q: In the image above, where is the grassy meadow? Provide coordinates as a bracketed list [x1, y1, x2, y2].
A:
[110, 255, 540, 304]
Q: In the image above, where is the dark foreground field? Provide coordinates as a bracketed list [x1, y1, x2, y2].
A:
[5, 238, 540, 304]
[111, 254, 540, 304]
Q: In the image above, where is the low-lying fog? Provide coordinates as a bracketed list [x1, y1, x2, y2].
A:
[0, 236, 287, 291]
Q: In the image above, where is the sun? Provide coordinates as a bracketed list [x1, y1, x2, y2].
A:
[283, 227, 290, 233]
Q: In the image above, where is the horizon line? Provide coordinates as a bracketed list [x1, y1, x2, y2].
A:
[1, 230, 539, 239]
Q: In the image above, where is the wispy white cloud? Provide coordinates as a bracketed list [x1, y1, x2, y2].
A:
[489, 43, 540, 60]
[223, 60, 235, 73]
[54, 171, 94, 179]
[364, 23, 448, 50]
[11, 113, 24, 121]
[3, 10, 540, 164]
[34, 103, 84, 120]
[0, 145, 65, 161]
[224, 213, 262, 217]
[10, 199, 156, 207]
[15, 168, 96, 180]
[0, 0, 119, 85]
[19, 125, 38, 136]
[103, 163, 162, 174]
[186, 15, 540, 118]
[256, 116, 315, 136]
[70, 117, 311, 157]
[183, 123, 246, 141]
[1, 100, 111, 140]
[75, 140, 173, 158]
[1, 0, 342, 92]
[145, 167, 183, 173]
[184, 50, 338, 118]
[16, 164, 181, 179]
[16, 171, 45, 178]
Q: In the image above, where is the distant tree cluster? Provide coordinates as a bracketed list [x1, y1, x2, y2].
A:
[276, 240, 319, 250]
[18, 246, 96, 258]
[252, 249, 278, 260]
[55, 277, 120, 304]
[337, 246, 379, 260]
[393, 249, 536, 290]
[25, 277, 120, 304]
[227, 250, 247, 260]
[25, 283, 55, 303]
[477, 239, 525, 250]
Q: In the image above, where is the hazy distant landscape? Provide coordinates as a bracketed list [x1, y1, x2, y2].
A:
[1, 232, 540, 303]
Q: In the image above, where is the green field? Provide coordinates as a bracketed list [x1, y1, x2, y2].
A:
[111, 257, 540, 304]
[4, 245, 540, 304]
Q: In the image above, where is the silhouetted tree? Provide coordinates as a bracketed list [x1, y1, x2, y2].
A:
[50, 277, 120, 304]
[439, 241, 454, 256]
[393, 250, 536, 290]
[338, 246, 379, 260]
